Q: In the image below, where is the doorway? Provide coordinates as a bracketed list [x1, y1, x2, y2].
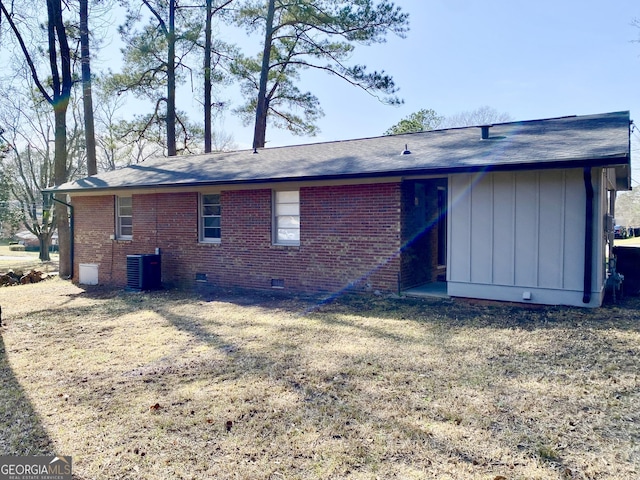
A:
[400, 178, 448, 290]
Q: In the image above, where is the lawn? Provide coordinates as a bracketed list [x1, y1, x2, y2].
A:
[614, 237, 640, 246]
[1, 279, 639, 479]
[0, 245, 59, 274]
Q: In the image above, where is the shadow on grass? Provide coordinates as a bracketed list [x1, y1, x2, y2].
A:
[8, 282, 639, 477]
[149, 298, 591, 477]
[0, 332, 53, 456]
[64, 282, 640, 336]
[315, 291, 640, 333]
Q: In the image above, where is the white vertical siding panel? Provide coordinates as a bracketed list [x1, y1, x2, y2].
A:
[447, 167, 606, 306]
[562, 169, 586, 291]
[538, 170, 565, 289]
[470, 174, 494, 284]
[492, 172, 516, 286]
[514, 171, 539, 287]
[449, 174, 472, 282]
[560, 172, 567, 288]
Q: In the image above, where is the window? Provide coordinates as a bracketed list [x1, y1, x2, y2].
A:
[200, 193, 221, 242]
[274, 190, 300, 245]
[116, 196, 132, 239]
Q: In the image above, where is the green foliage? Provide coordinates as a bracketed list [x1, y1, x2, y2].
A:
[384, 109, 443, 135]
[106, 1, 205, 155]
[234, 0, 409, 143]
[111, 7, 202, 95]
[0, 134, 10, 159]
[0, 169, 13, 222]
[0, 169, 23, 236]
[231, 54, 323, 136]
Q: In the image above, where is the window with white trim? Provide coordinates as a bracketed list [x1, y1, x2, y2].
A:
[200, 193, 221, 242]
[274, 190, 300, 245]
[116, 196, 132, 239]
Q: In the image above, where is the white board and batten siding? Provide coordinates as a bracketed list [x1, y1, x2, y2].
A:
[447, 168, 606, 307]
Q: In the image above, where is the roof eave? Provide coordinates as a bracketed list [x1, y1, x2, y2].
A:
[44, 153, 630, 195]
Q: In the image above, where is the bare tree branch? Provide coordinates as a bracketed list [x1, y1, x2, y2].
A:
[0, 1, 53, 103]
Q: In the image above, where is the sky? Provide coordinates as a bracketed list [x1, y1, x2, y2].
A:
[214, 1, 639, 139]
[99, 0, 640, 181]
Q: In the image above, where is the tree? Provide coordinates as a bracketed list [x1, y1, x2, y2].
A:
[0, 154, 23, 238]
[0, 129, 10, 158]
[3, 146, 56, 260]
[384, 106, 513, 135]
[441, 106, 512, 128]
[203, 0, 235, 153]
[93, 82, 160, 171]
[0, 81, 88, 261]
[0, 100, 56, 261]
[80, 0, 97, 175]
[384, 108, 443, 135]
[233, 0, 409, 149]
[615, 188, 640, 226]
[109, 0, 203, 156]
[0, 0, 74, 276]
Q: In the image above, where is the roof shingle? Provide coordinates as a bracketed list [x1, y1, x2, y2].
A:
[49, 111, 631, 193]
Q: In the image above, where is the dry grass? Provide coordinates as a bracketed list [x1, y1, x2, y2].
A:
[615, 237, 640, 246]
[1, 279, 639, 479]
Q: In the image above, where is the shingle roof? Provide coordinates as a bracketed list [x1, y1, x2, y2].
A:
[49, 111, 631, 193]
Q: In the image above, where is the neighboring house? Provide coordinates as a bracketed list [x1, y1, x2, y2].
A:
[14, 230, 58, 249]
[47, 111, 631, 307]
[14, 230, 39, 247]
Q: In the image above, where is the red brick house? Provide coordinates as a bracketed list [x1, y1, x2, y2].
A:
[48, 111, 631, 307]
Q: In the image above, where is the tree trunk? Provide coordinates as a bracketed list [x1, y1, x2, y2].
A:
[54, 105, 71, 278]
[80, 0, 97, 175]
[48, 0, 73, 278]
[252, 0, 275, 150]
[204, 0, 212, 153]
[166, 0, 177, 156]
[38, 234, 52, 262]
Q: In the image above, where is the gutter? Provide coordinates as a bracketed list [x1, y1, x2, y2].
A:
[48, 194, 74, 280]
[583, 168, 594, 304]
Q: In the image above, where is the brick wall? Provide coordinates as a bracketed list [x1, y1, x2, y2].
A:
[72, 182, 402, 294]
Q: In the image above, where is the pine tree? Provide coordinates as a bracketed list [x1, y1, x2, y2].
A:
[233, 0, 409, 149]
